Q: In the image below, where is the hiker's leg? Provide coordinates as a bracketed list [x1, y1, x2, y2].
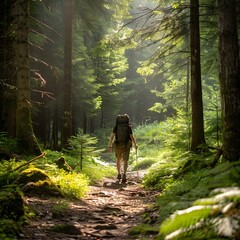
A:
[117, 157, 121, 174]
[122, 148, 130, 182]
[123, 159, 128, 174]
[122, 148, 130, 173]
[115, 147, 122, 179]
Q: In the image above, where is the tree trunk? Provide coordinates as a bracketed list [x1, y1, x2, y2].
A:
[62, 0, 73, 146]
[190, 0, 206, 151]
[218, 0, 240, 161]
[12, 0, 41, 154]
[0, 0, 17, 137]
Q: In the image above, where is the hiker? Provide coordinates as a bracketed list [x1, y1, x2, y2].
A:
[108, 114, 138, 183]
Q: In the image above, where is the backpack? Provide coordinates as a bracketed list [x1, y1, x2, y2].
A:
[115, 114, 131, 147]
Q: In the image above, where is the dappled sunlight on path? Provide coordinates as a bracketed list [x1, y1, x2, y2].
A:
[21, 171, 159, 240]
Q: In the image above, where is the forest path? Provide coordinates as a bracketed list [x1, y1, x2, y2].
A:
[21, 171, 159, 240]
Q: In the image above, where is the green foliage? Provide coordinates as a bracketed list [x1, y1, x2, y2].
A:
[51, 170, 89, 199]
[66, 129, 103, 171]
[0, 132, 18, 153]
[81, 163, 116, 184]
[143, 161, 175, 190]
[40, 150, 116, 184]
[0, 219, 20, 240]
[94, 127, 112, 149]
[152, 155, 240, 239]
[158, 185, 240, 240]
[16, 167, 50, 186]
[132, 158, 156, 171]
[0, 166, 19, 188]
[160, 206, 214, 237]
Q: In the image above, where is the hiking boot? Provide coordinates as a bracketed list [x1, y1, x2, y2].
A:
[122, 174, 127, 183]
[117, 174, 121, 180]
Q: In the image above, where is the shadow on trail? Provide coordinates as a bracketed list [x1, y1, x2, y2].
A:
[22, 171, 158, 240]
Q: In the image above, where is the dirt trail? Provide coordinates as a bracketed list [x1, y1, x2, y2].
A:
[21, 171, 159, 240]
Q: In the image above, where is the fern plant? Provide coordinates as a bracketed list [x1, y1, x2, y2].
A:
[159, 206, 216, 240]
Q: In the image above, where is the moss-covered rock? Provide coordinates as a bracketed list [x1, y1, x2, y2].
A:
[55, 157, 73, 173]
[22, 180, 63, 197]
[15, 167, 50, 186]
[0, 188, 24, 220]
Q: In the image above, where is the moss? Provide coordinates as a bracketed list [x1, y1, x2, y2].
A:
[16, 167, 50, 186]
[0, 219, 21, 240]
[55, 157, 73, 173]
[0, 188, 24, 220]
[22, 180, 63, 197]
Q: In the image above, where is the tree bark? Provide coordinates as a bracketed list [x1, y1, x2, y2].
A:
[62, 0, 73, 146]
[218, 0, 240, 161]
[12, 0, 41, 154]
[190, 0, 206, 151]
[0, 0, 17, 137]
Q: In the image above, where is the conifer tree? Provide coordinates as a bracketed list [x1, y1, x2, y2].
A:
[190, 0, 206, 151]
[218, 0, 240, 161]
[11, 0, 41, 154]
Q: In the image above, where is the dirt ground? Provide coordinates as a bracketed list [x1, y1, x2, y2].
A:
[20, 171, 159, 240]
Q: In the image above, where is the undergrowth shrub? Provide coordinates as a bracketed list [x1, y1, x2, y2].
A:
[131, 158, 156, 171]
[0, 219, 21, 240]
[51, 170, 89, 199]
[143, 162, 175, 190]
[0, 132, 18, 153]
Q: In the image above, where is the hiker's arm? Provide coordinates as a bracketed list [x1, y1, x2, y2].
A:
[108, 133, 115, 151]
[130, 134, 138, 149]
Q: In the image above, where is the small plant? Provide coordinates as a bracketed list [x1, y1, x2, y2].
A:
[66, 129, 103, 171]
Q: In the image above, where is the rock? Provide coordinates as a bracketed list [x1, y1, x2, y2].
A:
[49, 223, 82, 235]
[22, 180, 63, 197]
[15, 167, 50, 186]
[94, 223, 118, 230]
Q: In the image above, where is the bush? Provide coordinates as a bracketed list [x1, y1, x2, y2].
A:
[51, 170, 89, 199]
